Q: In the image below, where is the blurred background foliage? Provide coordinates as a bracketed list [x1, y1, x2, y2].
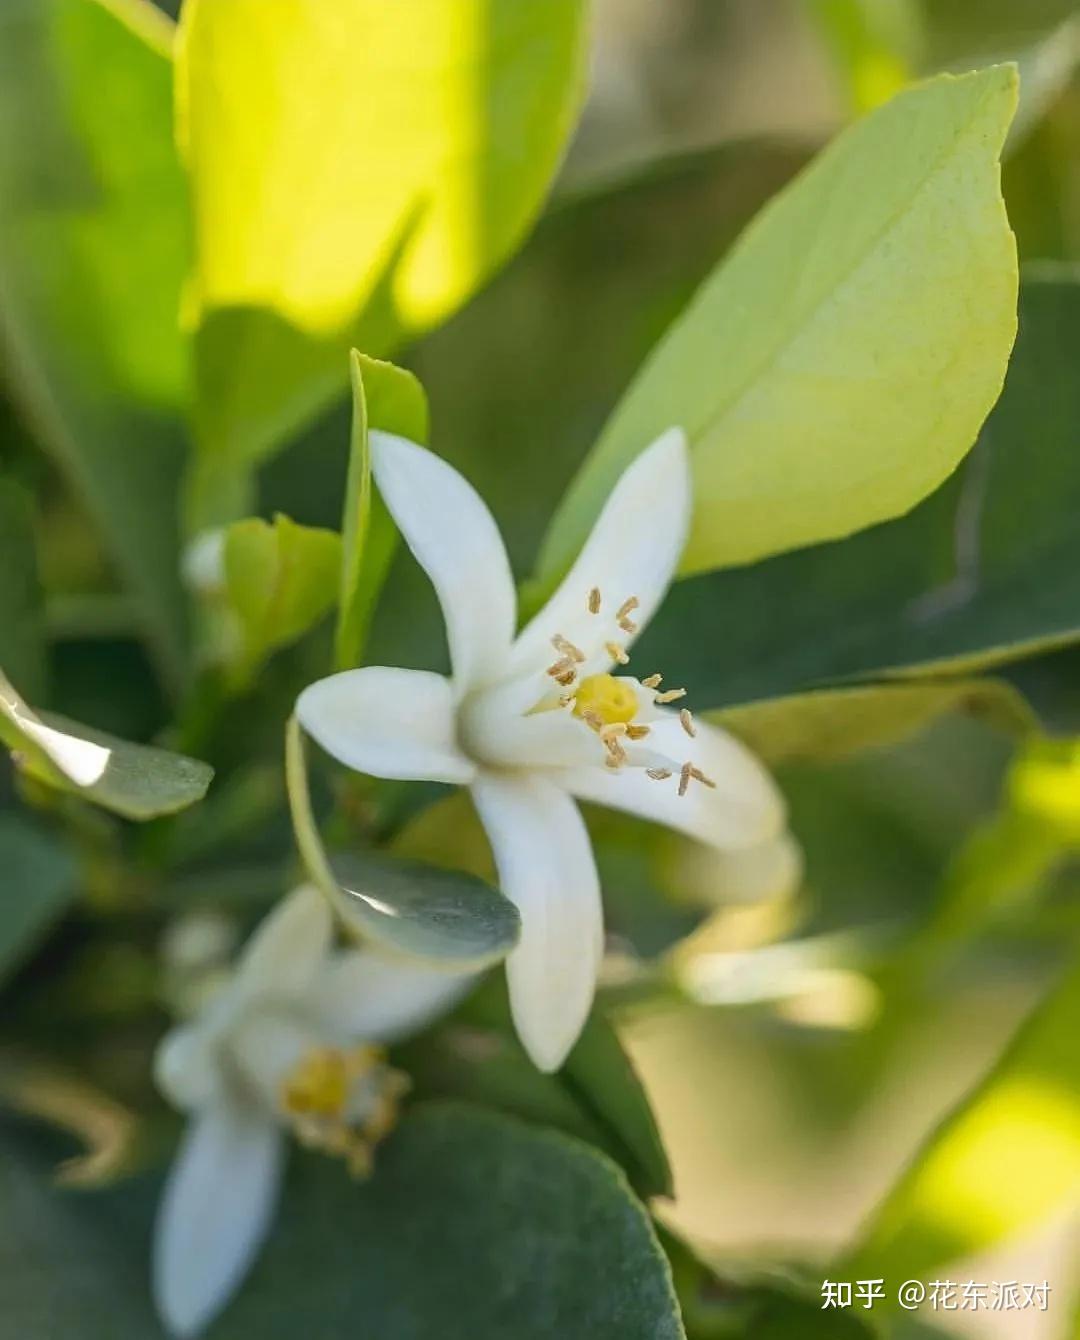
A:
[2, 0, 1080, 1336]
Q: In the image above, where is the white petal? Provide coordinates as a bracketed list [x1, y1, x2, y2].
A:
[554, 716, 785, 850]
[371, 431, 516, 693]
[234, 884, 332, 999]
[460, 684, 607, 771]
[154, 1102, 284, 1338]
[154, 1023, 225, 1113]
[471, 773, 602, 1072]
[311, 950, 475, 1043]
[667, 831, 804, 907]
[297, 667, 476, 784]
[506, 428, 690, 678]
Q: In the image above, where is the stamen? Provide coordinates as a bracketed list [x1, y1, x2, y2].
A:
[626, 723, 651, 741]
[655, 687, 687, 705]
[587, 587, 602, 615]
[546, 655, 576, 679]
[581, 709, 604, 732]
[647, 767, 672, 781]
[641, 673, 663, 689]
[605, 641, 630, 665]
[602, 732, 627, 767]
[678, 762, 693, 797]
[616, 596, 639, 634]
[689, 765, 717, 789]
[680, 708, 696, 738]
[551, 633, 585, 663]
[559, 693, 577, 708]
[600, 722, 627, 741]
[554, 669, 577, 687]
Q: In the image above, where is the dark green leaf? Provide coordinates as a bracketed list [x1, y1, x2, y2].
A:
[0, 478, 45, 701]
[0, 814, 75, 986]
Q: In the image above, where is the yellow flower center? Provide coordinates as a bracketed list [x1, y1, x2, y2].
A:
[572, 674, 638, 727]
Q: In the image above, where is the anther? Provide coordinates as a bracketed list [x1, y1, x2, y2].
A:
[552, 633, 585, 663]
[625, 724, 651, 741]
[546, 655, 575, 679]
[554, 669, 577, 687]
[655, 687, 687, 704]
[641, 673, 663, 689]
[678, 762, 693, 797]
[581, 709, 604, 732]
[680, 708, 696, 738]
[617, 596, 639, 633]
[689, 765, 716, 789]
[588, 587, 602, 615]
[647, 767, 672, 781]
[605, 641, 630, 665]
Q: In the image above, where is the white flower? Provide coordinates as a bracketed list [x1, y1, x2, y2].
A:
[297, 428, 785, 1073]
[153, 885, 469, 1338]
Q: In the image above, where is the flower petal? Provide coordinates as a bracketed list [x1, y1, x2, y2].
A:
[507, 427, 690, 679]
[311, 950, 475, 1043]
[234, 884, 333, 999]
[470, 773, 602, 1072]
[553, 716, 785, 850]
[154, 1023, 225, 1114]
[297, 667, 476, 784]
[371, 431, 517, 692]
[153, 1101, 284, 1338]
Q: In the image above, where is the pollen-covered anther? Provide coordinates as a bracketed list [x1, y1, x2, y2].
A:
[655, 687, 687, 705]
[616, 596, 639, 634]
[689, 765, 716, 790]
[680, 708, 696, 738]
[641, 673, 663, 690]
[605, 641, 630, 665]
[625, 723, 651, 741]
[551, 633, 585, 663]
[678, 762, 693, 797]
[647, 767, 672, 781]
[588, 586, 602, 615]
[546, 655, 577, 681]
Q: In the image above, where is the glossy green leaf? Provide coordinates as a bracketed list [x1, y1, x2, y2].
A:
[0, 670, 213, 820]
[714, 679, 1034, 768]
[0, 0, 190, 684]
[285, 716, 519, 968]
[538, 66, 1019, 584]
[639, 274, 1080, 709]
[335, 351, 428, 671]
[0, 815, 75, 986]
[0, 479, 45, 701]
[177, 0, 587, 525]
[845, 948, 1080, 1282]
[223, 513, 340, 686]
[0, 1104, 685, 1339]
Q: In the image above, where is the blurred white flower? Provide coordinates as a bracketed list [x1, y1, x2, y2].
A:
[297, 428, 785, 1073]
[153, 885, 469, 1337]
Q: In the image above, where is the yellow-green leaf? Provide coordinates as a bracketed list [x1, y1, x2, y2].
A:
[538, 65, 1019, 584]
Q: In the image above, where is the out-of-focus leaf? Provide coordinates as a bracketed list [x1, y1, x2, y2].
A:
[0, 670, 213, 820]
[845, 949, 1080, 1283]
[538, 67, 1018, 584]
[223, 513, 340, 686]
[0, 479, 45, 701]
[917, 0, 1080, 69]
[641, 275, 1080, 709]
[714, 679, 1034, 768]
[0, 0, 190, 684]
[0, 1105, 686, 1339]
[0, 814, 75, 986]
[285, 716, 519, 968]
[335, 351, 428, 671]
[807, 0, 918, 112]
[176, 0, 587, 525]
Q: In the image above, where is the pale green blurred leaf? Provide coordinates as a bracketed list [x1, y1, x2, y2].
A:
[0, 0, 190, 683]
[0, 670, 213, 820]
[335, 351, 428, 671]
[177, 0, 587, 525]
[0, 479, 45, 701]
[223, 513, 340, 685]
[714, 679, 1034, 768]
[845, 948, 1080, 1281]
[538, 66, 1018, 583]
[0, 814, 75, 986]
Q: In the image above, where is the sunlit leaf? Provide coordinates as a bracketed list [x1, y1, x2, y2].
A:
[0, 670, 213, 820]
[538, 66, 1018, 583]
[0, 0, 190, 683]
[177, 0, 587, 526]
[0, 815, 75, 986]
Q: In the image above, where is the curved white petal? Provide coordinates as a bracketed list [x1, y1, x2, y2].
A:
[154, 1101, 284, 1338]
[154, 1023, 225, 1114]
[311, 950, 475, 1043]
[506, 428, 690, 679]
[460, 687, 607, 771]
[234, 884, 333, 999]
[297, 667, 476, 784]
[554, 717, 785, 851]
[471, 773, 602, 1073]
[371, 432, 517, 693]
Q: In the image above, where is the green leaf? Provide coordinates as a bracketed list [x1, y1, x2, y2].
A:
[537, 65, 1019, 584]
[223, 513, 341, 686]
[0, 0, 190, 684]
[0, 479, 46, 702]
[714, 679, 1034, 768]
[0, 814, 75, 986]
[0, 670, 213, 820]
[285, 716, 519, 967]
[335, 351, 428, 671]
[845, 949, 1080, 1283]
[176, 0, 588, 524]
[640, 274, 1080, 709]
[0, 1104, 686, 1338]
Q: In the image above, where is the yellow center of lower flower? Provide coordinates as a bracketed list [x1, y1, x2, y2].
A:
[572, 674, 638, 727]
[281, 1044, 410, 1177]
